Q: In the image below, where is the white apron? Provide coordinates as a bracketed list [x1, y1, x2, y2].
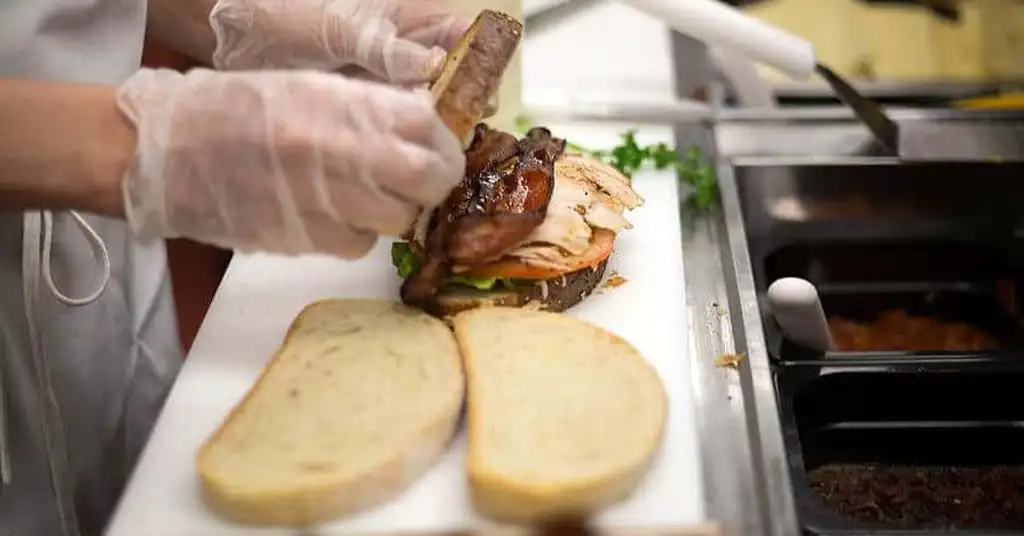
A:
[0, 1, 185, 535]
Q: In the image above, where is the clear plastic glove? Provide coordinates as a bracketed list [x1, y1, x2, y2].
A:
[116, 68, 464, 258]
[210, 0, 471, 85]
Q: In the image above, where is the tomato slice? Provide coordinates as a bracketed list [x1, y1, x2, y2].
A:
[459, 229, 616, 280]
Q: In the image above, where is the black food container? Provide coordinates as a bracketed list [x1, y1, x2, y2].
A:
[759, 240, 1024, 534]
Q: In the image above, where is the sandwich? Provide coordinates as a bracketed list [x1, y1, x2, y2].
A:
[392, 9, 643, 317]
[393, 126, 644, 316]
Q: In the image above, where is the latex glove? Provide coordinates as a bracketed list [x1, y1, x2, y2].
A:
[210, 0, 471, 85]
[116, 68, 464, 258]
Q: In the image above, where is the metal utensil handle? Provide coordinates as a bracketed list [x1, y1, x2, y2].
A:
[815, 63, 899, 152]
[767, 277, 836, 352]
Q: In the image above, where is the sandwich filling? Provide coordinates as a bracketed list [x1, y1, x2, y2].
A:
[394, 124, 644, 313]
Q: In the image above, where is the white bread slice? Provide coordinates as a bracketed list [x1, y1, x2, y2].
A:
[431, 9, 522, 147]
[196, 299, 466, 526]
[453, 308, 668, 523]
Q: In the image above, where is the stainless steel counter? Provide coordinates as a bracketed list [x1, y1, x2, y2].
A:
[717, 108, 1024, 162]
[682, 205, 798, 536]
[678, 107, 1024, 536]
[769, 80, 1024, 101]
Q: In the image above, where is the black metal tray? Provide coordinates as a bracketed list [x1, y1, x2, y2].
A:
[758, 241, 1024, 359]
[776, 361, 1024, 534]
[760, 239, 1024, 533]
[776, 286, 1024, 359]
[764, 242, 1014, 286]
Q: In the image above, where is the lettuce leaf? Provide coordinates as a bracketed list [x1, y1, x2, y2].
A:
[390, 241, 420, 279]
[448, 274, 504, 291]
[390, 242, 516, 291]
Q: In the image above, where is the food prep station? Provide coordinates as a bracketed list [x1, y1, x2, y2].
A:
[682, 100, 1024, 536]
[106, 2, 1024, 534]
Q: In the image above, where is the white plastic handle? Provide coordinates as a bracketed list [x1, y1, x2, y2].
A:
[618, 0, 817, 80]
[767, 277, 836, 352]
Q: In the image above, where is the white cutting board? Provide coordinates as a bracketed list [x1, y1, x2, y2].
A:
[105, 162, 705, 535]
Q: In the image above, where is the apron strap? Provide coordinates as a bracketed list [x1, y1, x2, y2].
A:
[41, 211, 112, 307]
[14, 210, 102, 536]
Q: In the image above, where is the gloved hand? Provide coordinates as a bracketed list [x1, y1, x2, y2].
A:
[209, 0, 471, 85]
[116, 68, 464, 258]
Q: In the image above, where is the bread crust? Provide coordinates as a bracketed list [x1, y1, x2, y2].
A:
[431, 10, 523, 147]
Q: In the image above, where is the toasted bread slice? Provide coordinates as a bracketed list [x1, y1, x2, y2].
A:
[196, 300, 465, 526]
[431, 9, 522, 147]
[453, 309, 668, 523]
[434, 259, 609, 317]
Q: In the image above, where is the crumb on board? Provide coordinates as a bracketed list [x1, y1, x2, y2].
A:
[595, 270, 628, 294]
[603, 270, 627, 289]
[714, 352, 745, 369]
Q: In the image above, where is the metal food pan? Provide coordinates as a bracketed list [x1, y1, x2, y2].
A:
[774, 362, 1024, 534]
[758, 241, 1024, 359]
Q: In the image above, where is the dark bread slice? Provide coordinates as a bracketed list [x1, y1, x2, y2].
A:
[433, 259, 609, 317]
[431, 10, 522, 147]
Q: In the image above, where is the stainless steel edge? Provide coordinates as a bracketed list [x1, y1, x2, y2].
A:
[715, 161, 800, 536]
[719, 107, 1024, 122]
[716, 109, 1024, 161]
[682, 205, 767, 536]
[768, 79, 1024, 100]
[728, 155, 902, 166]
[522, 103, 1024, 136]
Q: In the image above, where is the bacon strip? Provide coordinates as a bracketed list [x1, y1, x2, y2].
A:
[400, 126, 565, 314]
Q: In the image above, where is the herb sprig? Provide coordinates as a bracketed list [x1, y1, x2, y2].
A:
[513, 116, 719, 214]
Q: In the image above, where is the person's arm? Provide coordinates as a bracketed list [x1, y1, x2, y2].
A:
[147, 0, 218, 65]
[0, 78, 134, 217]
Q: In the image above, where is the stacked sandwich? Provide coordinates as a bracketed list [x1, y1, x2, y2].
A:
[391, 11, 644, 317]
